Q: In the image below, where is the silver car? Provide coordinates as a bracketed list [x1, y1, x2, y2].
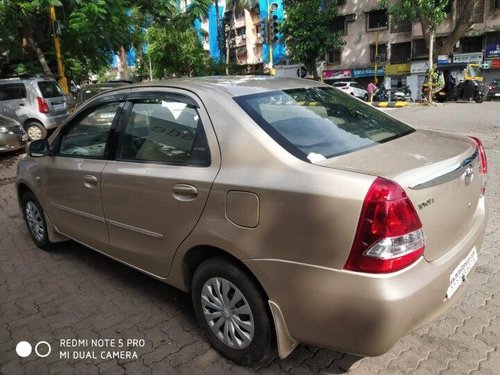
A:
[0, 115, 27, 153]
[0, 77, 69, 140]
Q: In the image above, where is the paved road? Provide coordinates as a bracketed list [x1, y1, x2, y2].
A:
[1, 102, 499, 374]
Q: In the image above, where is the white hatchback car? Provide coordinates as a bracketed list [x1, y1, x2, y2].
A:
[333, 81, 368, 101]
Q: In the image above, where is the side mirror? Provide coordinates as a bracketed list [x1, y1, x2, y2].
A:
[29, 139, 50, 157]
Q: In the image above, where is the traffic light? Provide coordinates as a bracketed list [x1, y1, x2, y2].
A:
[270, 2, 280, 45]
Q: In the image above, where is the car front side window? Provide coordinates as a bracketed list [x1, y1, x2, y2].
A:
[58, 102, 120, 158]
[118, 99, 210, 166]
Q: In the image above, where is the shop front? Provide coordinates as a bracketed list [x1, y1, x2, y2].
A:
[351, 67, 385, 91]
[322, 69, 353, 83]
[409, 61, 430, 101]
[484, 44, 500, 82]
[385, 63, 411, 94]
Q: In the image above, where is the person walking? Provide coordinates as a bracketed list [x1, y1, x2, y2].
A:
[367, 81, 377, 103]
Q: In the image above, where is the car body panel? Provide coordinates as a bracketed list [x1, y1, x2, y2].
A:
[0, 115, 27, 152]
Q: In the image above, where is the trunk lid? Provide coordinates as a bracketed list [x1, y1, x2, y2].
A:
[319, 130, 484, 262]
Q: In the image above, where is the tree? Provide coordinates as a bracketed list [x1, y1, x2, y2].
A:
[148, 26, 209, 78]
[0, 0, 212, 81]
[381, 0, 483, 103]
[281, 0, 343, 80]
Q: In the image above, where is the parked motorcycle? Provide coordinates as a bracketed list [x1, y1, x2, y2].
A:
[391, 86, 412, 102]
[373, 86, 390, 102]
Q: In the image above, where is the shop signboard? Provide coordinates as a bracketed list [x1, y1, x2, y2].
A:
[411, 61, 430, 74]
[437, 55, 450, 65]
[352, 67, 385, 78]
[323, 69, 352, 79]
[452, 52, 483, 64]
[385, 63, 411, 76]
[485, 44, 500, 59]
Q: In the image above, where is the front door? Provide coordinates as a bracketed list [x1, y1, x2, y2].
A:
[41, 101, 123, 251]
[101, 92, 219, 277]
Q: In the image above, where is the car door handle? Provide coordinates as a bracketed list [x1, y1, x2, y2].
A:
[83, 175, 98, 188]
[19, 103, 25, 107]
[172, 184, 198, 201]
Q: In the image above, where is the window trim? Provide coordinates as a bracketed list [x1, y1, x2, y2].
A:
[53, 99, 126, 160]
[114, 95, 211, 168]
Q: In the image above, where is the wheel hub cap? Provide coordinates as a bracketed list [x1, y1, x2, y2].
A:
[25, 201, 44, 241]
[27, 126, 42, 140]
[201, 277, 255, 349]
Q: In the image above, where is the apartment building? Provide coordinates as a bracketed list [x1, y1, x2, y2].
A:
[196, 0, 285, 68]
[323, 0, 500, 99]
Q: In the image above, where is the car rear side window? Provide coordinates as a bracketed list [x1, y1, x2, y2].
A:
[235, 87, 414, 162]
[38, 81, 64, 98]
[0, 83, 26, 101]
[118, 99, 210, 166]
[59, 102, 120, 158]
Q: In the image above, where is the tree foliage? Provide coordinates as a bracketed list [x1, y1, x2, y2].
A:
[280, 0, 343, 79]
[0, 0, 213, 81]
[380, 0, 482, 55]
[148, 25, 209, 78]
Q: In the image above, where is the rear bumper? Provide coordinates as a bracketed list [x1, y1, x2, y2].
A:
[245, 196, 487, 356]
[41, 112, 69, 129]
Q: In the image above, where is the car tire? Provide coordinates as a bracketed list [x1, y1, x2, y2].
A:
[21, 191, 52, 250]
[363, 94, 368, 101]
[191, 258, 276, 366]
[25, 122, 47, 141]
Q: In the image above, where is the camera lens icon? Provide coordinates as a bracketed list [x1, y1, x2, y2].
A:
[16, 341, 51, 358]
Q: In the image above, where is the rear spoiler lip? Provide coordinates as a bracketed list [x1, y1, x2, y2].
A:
[408, 148, 479, 190]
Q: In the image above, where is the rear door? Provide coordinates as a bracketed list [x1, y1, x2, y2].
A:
[100, 89, 220, 277]
[37, 80, 67, 115]
[0, 83, 28, 123]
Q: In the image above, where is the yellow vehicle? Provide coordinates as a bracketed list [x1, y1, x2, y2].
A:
[432, 63, 485, 103]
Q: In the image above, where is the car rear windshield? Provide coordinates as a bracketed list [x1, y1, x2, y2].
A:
[38, 81, 64, 98]
[333, 83, 346, 87]
[234, 87, 414, 162]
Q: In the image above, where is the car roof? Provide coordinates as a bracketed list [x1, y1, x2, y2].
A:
[124, 76, 326, 97]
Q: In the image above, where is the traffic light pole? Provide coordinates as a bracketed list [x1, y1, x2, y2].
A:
[50, 5, 69, 94]
[267, 1, 275, 75]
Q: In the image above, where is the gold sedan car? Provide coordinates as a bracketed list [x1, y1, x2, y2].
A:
[17, 77, 487, 366]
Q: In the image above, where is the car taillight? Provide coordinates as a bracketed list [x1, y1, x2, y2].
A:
[344, 177, 425, 273]
[470, 137, 487, 175]
[470, 136, 487, 196]
[37, 97, 49, 114]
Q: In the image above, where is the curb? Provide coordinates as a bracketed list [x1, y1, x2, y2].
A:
[371, 101, 409, 108]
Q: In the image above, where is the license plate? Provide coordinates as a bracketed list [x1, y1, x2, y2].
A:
[495, 93, 500, 97]
[22, 134, 28, 142]
[446, 248, 478, 299]
[53, 103, 65, 111]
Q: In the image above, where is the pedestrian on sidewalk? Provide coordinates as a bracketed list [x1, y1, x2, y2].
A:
[367, 81, 377, 102]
